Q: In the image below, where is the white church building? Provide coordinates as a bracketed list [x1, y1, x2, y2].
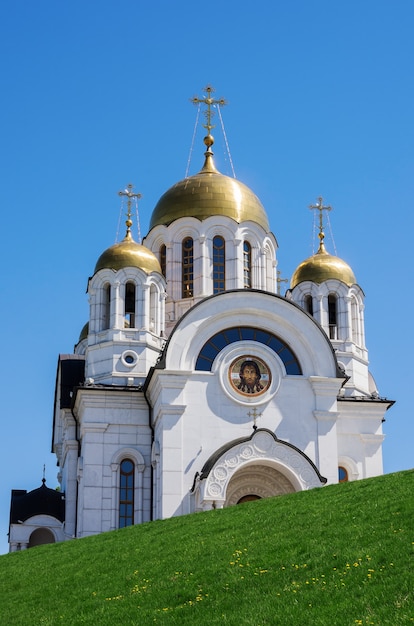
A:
[9, 88, 393, 550]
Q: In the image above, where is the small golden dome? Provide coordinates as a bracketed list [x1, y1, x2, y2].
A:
[78, 322, 89, 343]
[290, 242, 356, 289]
[94, 231, 162, 274]
[149, 149, 270, 231]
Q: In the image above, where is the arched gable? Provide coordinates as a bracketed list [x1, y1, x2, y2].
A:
[193, 429, 326, 510]
[158, 290, 341, 378]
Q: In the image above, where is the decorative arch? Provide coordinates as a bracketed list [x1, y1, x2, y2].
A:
[225, 464, 296, 506]
[194, 429, 326, 511]
[9, 514, 65, 551]
[29, 527, 56, 548]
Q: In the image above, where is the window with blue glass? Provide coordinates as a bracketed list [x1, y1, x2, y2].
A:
[119, 459, 134, 528]
[195, 326, 302, 375]
[338, 466, 348, 483]
[213, 236, 225, 293]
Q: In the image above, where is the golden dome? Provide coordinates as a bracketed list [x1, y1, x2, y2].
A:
[149, 148, 270, 231]
[94, 230, 162, 274]
[78, 322, 89, 343]
[290, 241, 356, 289]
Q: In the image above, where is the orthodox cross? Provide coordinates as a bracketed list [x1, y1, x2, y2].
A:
[190, 85, 227, 135]
[309, 196, 332, 245]
[118, 183, 142, 235]
[277, 270, 288, 295]
[248, 407, 262, 430]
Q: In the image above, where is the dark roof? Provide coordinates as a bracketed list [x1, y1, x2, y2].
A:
[9, 480, 65, 525]
[59, 355, 85, 408]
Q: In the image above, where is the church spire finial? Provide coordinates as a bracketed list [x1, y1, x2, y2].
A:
[118, 183, 142, 240]
[309, 196, 332, 252]
[42, 464, 46, 485]
[190, 85, 227, 149]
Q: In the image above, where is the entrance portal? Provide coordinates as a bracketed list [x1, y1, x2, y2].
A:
[225, 464, 295, 507]
[237, 494, 262, 504]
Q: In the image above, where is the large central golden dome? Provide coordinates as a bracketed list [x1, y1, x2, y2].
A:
[149, 146, 270, 232]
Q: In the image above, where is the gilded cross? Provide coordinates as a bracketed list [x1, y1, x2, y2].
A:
[247, 407, 262, 430]
[190, 85, 227, 135]
[309, 196, 332, 244]
[118, 184, 142, 232]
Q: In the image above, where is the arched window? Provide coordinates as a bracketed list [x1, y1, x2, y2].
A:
[338, 466, 348, 483]
[328, 294, 337, 339]
[103, 284, 111, 330]
[351, 296, 360, 345]
[150, 284, 158, 333]
[213, 235, 225, 294]
[125, 282, 136, 328]
[159, 244, 166, 277]
[304, 294, 313, 316]
[195, 326, 302, 375]
[243, 241, 252, 289]
[119, 459, 135, 528]
[182, 237, 193, 298]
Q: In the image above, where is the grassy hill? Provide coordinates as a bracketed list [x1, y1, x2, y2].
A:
[1, 470, 413, 625]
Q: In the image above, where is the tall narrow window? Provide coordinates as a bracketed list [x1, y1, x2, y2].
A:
[125, 282, 136, 328]
[159, 244, 166, 277]
[150, 284, 157, 333]
[119, 459, 134, 528]
[328, 294, 337, 339]
[351, 296, 360, 345]
[304, 294, 313, 316]
[182, 237, 193, 298]
[104, 284, 111, 329]
[213, 235, 225, 293]
[243, 241, 252, 288]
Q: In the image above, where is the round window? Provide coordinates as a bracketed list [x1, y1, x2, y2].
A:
[121, 351, 138, 367]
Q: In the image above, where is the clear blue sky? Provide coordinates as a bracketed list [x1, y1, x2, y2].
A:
[1, 1, 412, 554]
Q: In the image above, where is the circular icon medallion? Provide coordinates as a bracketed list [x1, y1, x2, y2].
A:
[229, 356, 271, 397]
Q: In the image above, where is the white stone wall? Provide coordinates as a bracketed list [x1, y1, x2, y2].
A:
[143, 215, 278, 335]
[72, 389, 152, 537]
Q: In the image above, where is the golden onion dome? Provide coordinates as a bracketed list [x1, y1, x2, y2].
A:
[149, 141, 270, 231]
[78, 322, 89, 343]
[94, 230, 162, 274]
[290, 241, 356, 289]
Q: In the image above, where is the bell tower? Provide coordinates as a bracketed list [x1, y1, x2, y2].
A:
[287, 198, 370, 397]
[79, 185, 166, 386]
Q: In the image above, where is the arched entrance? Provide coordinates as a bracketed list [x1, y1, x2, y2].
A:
[194, 429, 326, 511]
[225, 463, 296, 507]
[28, 528, 55, 548]
[237, 495, 261, 504]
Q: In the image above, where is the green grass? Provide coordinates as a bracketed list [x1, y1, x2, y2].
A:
[1, 470, 413, 625]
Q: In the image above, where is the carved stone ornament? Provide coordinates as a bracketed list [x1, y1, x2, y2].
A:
[197, 430, 324, 509]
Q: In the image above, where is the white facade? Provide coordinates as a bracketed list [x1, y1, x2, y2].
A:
[9, 134, 393, 551]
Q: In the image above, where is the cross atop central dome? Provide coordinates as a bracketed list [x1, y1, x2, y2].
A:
[148, 86, 270, 232]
